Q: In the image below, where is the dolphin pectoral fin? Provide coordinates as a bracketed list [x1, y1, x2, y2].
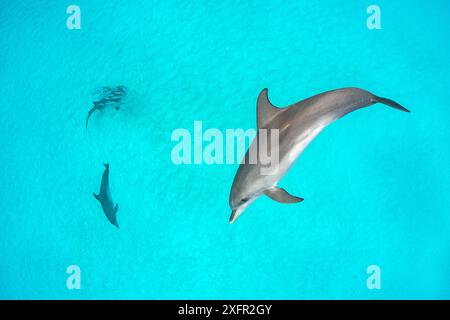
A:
[93, 193, 100, 201]
[374, 96, 410, 113]
[264, 187, 304, 204]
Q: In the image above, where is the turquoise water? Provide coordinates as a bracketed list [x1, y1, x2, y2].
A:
[1, 0, 449, 299]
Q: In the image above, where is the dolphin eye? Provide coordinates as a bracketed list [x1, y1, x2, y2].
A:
[240, 197, 249, 204]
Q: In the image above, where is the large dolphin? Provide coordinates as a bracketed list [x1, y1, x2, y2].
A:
[94, 163, 119, 228]
[229, 87, 409, 224]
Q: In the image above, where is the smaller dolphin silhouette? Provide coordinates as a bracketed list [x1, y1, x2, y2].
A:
[94, 163, 119, 228]
[86, 86, 127, 129]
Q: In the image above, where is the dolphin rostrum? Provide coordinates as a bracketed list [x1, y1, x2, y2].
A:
[94, 163, 119, 228]
[229, 87, 409, 224]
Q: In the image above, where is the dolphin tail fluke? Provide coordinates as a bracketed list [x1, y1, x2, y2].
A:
[103, 163, 109, 169]
[374, 96, 410, 113]
[264, 187, 304, 204]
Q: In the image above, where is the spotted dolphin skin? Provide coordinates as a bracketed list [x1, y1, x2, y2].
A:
[94, 163, 119, 228]
[229, 87, 409, 224]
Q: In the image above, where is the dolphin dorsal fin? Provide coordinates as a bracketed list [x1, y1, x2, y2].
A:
[257, 88, 282, 128]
